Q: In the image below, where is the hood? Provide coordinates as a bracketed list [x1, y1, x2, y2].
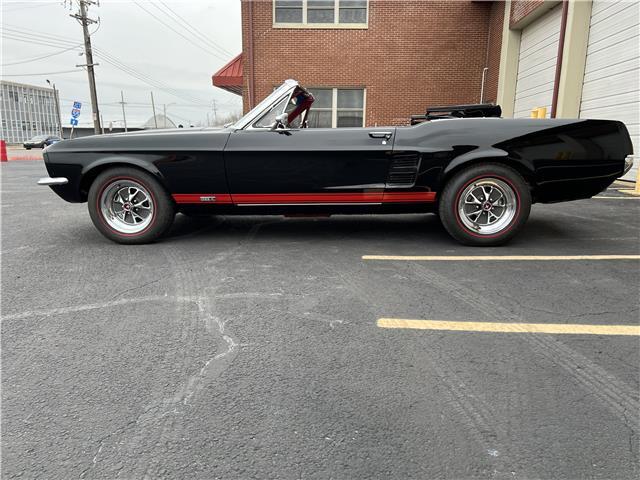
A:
[46, 126, 231, 153]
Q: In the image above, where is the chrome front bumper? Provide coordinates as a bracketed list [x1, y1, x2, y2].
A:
[37, 177, 68, 186]
[623, 155, 636, 176]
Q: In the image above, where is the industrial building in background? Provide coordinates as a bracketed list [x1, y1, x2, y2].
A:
[0, 80, 62, 144]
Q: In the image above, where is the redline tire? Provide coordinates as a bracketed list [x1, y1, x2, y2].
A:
[87, 167, 175, 244]
[439, 163, 531, 246]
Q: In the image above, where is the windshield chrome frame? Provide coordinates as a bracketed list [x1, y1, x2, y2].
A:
[232, 79, 299, 131]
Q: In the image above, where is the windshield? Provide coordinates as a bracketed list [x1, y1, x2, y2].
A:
[254, 95, 291, 128]
[232, 79, 314, 130]
[232, 79, 298, 129]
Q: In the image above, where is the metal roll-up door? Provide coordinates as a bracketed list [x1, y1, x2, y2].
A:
[513, 5, 563, 118]
[580, 0, 640, 181]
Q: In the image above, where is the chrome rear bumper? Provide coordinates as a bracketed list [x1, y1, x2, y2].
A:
[37, 177, 68, 186]
[623, 155, 636, 176]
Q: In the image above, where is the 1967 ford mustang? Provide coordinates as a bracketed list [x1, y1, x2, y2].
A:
[39, 79, 634, 246]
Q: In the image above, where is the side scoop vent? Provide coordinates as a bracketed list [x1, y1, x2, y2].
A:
[387, 153, 420, 187]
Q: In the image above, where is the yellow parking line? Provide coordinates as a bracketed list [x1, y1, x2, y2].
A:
[595, 195, 640, 199]
[377, 318, 640, 336]
[362, 255, 640, 261]
[617, 189, 640, 196]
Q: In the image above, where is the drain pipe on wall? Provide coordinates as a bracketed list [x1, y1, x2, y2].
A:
[247, 0, 256, 109]
[480, 67, 489, 104]
[550, 0, 569, 118]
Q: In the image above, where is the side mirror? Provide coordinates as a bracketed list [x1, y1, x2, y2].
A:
[271, 112, 289, 131]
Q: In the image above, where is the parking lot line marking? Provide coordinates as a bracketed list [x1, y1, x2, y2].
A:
[595, 195, 640, 199]
[377, 319, 640, 336]
[362, 255, 640, 262]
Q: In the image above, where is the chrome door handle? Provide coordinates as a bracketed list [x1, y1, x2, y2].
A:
[369, 131, 393, 140]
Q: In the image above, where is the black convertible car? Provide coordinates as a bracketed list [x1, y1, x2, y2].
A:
[39, 79, 634, 246]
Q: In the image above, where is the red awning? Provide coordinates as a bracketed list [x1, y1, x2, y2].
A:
[212, 54, 243, 96]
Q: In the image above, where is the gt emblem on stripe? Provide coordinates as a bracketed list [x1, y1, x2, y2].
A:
[199, 196, 217, 202]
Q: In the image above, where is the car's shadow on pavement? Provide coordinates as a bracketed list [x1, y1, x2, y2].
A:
[161, 212, 587, 250]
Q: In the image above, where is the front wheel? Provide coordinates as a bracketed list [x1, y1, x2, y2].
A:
[88, 167, 175, 244]
[439, 163, 531, 246]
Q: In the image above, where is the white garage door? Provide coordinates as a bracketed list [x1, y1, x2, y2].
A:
[580, 0, 639, 181]
[513, 5, 563, 118]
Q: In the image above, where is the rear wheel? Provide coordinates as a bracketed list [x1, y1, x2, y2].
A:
[88, 167, 175, 244]
[439, 163, 531, 246]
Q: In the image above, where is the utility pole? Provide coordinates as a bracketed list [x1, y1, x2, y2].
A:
[150, 91, 158, 128]
[71, 0, 101, 135]
[212, 100, 217, 126]
[163, 104, 167, 128]
[119, 90, 127, 132]
[46, 80, 63, 138]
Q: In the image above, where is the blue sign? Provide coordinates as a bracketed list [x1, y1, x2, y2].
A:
[69, 101, 82, 126]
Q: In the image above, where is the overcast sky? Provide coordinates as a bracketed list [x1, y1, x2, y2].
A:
[1, 0, 243, 128]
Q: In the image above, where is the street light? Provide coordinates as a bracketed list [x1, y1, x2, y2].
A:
[46, 79, 64, 139]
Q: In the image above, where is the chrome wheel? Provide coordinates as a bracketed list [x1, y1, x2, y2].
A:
[99, 179, 154, 234]
[458, 178, 517, 235]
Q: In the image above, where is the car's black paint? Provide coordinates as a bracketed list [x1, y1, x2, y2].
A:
[44, 118, 633, 211]
[224, 128, 393, 194]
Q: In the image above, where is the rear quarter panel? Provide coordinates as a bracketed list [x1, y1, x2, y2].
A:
[394, 118, 632, 203]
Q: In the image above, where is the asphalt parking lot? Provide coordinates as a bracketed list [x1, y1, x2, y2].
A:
[2, 159, 639, 479]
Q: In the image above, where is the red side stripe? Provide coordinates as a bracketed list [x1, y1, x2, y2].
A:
[232, 193, 383, 204]
[172, 193, 233, 204]
[172, 192, 436, 205]
[382, 191, 437, 203]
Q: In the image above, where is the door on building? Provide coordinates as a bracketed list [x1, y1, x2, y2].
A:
[579, 0, 639, 181]
[513, 4, 563, 119]
[224, 127, 394, 205]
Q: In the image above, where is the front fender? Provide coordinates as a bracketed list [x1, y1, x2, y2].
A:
[82, 155, 167, 185]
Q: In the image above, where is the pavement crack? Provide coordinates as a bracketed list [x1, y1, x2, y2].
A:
[78, 404, 162, 479]
[110, 278, 162, 300]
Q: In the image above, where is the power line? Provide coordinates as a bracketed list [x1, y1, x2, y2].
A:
[3, 26, 210, 105]
[155, 0, 234, 58]
[132, 1, 228, 62]
[1, 43, 83, 66]
[2, 69, 82, 76]
[1, 27, 211, 107]
[1, 2, 58, 13]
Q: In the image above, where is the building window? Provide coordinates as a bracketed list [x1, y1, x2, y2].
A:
[274, 0, 303, 23]
[307, 0, 334, 23]
[339, 0, 367, 23]
[274, 0, 367, 27]
[307, 88, 365, 128]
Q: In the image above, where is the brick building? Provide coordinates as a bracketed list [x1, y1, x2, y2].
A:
[212, 0, 638, 180]
[213, 0, 505, 127]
